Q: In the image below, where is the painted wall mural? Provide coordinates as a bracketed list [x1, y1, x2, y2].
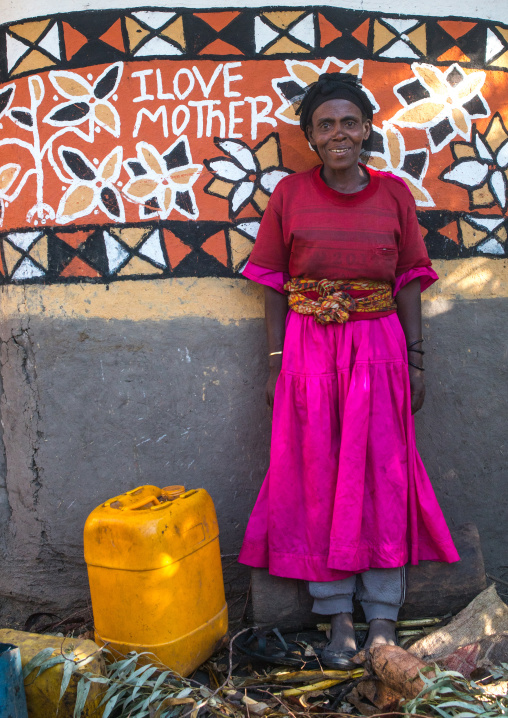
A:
[0, 7, 508, 283]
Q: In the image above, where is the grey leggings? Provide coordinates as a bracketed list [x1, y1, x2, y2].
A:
[309, 566, 406, 622]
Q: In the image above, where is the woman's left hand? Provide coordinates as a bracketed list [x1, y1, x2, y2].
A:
[409, 365, 425, 414]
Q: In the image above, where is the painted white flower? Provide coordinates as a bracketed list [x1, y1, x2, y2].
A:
[440, 113, 508, 211]
[367, 122, 434, 207]
[123, 137, 202, 220]
[204, 133, 291, 218]
[272, 57, 379, 125]
[56, 146, 124, 224]
[392, 63, 489, 153]
[44, 63, 123, 137]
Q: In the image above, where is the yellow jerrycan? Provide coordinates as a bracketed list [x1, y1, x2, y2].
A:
[84, 485, 228, 676]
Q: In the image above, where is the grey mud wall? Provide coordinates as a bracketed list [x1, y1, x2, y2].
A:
[0, 307, 271, 620]
[0, 0, 507, 623]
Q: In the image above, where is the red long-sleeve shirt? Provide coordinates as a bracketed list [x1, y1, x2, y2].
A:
[250, 164, 431, 283]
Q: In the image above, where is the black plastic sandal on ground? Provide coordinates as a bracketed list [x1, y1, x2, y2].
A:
[234, 628, 321, 669]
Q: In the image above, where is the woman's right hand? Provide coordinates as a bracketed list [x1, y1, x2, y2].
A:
[265, 364, 282, 410]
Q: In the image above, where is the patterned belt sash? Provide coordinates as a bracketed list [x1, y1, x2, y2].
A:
[284, 278, 396, 325]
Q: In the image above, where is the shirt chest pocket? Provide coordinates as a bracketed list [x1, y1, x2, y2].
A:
[369, 245, 398, 275]
[374, 246, 397, 256]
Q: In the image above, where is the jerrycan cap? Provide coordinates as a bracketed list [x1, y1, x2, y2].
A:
[161, 485, 185, 500]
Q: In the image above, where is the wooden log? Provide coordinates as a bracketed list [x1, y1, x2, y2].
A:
[409, 584, 508, 662]
[251, 523, 486, 630]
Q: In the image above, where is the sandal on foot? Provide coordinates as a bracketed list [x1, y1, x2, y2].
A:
[320, 644, 357, 670]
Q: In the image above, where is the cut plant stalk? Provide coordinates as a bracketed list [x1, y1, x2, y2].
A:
[269, 668, 364, 683]
[280, 671, 364, 697]
[317, 617, 445, 632]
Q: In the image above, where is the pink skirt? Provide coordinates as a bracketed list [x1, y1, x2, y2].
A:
[239, 311, 460, 581]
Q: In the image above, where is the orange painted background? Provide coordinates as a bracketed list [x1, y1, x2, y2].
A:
[1, 9, 508, 281]
[1, 58, 507, 230]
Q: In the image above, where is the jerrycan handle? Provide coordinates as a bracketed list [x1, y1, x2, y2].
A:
[128, 495, 161, 510]
[162, 485, 185, 499]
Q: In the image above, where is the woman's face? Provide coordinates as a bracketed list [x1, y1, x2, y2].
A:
[306, 99, 372, 173]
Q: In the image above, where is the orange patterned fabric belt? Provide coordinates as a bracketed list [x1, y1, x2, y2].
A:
[284, 278, 397, 325]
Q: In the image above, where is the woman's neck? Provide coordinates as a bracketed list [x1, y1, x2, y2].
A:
[320, 163, 369, 194]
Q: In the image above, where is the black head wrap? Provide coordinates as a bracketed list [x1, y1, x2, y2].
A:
[296, 73, 373, 145]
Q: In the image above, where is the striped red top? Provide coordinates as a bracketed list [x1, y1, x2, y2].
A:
[249, 164, 432, 284]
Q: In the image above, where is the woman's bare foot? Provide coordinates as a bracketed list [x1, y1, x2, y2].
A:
[327, 612, 357, 653]
[320, 612, 357, 669]
[364, 618, 397, 649]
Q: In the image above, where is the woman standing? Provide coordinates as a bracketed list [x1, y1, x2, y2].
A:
[238, 73, 459, 668]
